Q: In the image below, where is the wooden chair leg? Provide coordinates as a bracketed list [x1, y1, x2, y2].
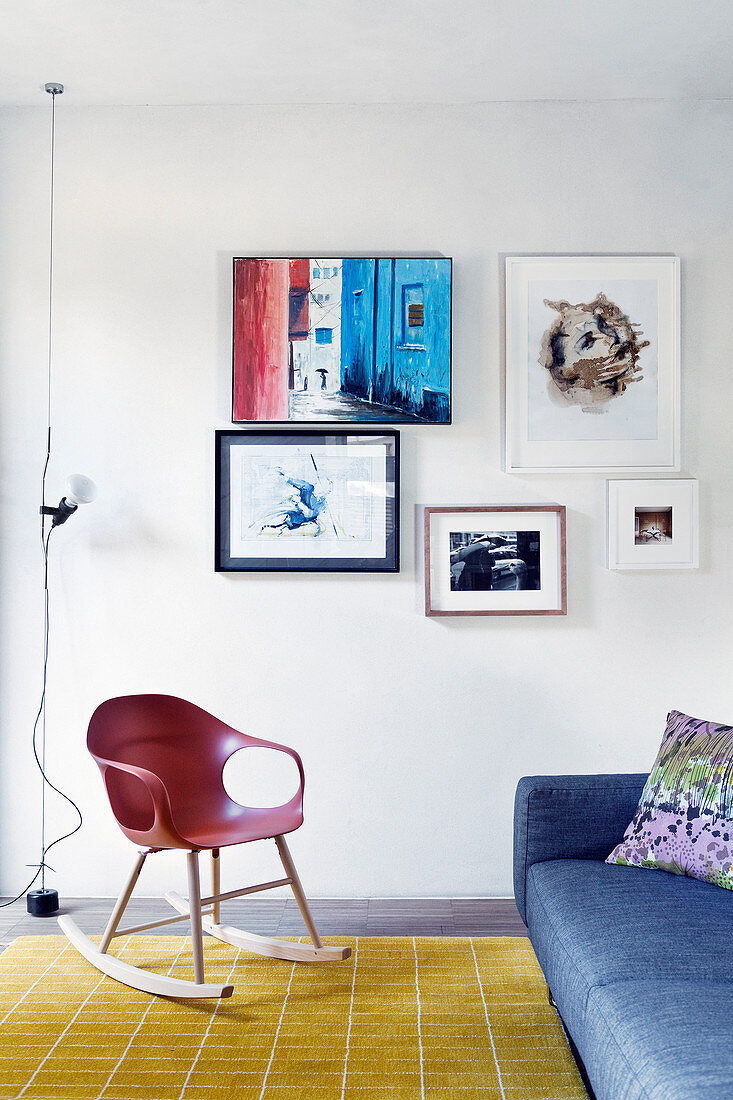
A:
[186, 850, 205, 985]
[275, 834, 323, 949]
[100, 850, 148, 954]
[165, 891, 349, 962]
[164, 833, 350, 965]
[59, 846, 233, 998]
[211, 849, 221, 925]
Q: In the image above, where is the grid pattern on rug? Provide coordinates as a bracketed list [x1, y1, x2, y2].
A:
[0, 935, 586, 1100]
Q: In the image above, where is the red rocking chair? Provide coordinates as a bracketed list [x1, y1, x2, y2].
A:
[59, 694, 350, 999]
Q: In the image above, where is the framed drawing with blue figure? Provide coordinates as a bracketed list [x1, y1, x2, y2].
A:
[216, 429, 399, 572]
[505, 256, 680, 472]
[232, 257, 451, 424]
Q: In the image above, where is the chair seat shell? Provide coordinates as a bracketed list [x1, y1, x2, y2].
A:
[87, 694, 304, 850]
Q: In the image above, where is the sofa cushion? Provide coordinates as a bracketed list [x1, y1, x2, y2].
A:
[583, 980, 733, 1100]
[525, 859, 733, 1043]
[607, 709, 733, 890]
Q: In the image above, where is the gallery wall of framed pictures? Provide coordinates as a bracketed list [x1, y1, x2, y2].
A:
[216, 249, 696, 596]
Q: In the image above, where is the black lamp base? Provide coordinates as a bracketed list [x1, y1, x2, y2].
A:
[27, 889, 59, 916]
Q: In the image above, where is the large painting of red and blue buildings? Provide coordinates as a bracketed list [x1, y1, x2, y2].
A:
[233, 257, 452, 422]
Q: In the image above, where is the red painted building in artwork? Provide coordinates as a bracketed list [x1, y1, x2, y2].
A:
[288, 259, 310, 340]
[232, 259, 289, 421]
[288, 259, 310, 390]
[232, 258, 310, 421]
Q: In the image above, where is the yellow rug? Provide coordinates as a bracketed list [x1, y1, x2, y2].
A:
[0, 935, 586, 1100]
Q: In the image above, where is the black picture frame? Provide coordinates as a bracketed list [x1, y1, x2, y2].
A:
[216, 429, 400, 573]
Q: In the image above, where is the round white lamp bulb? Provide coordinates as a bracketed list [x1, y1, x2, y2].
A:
[64, 474, 98, 507]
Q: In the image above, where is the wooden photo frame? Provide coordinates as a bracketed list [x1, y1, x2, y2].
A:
[424, 505, 567, 616]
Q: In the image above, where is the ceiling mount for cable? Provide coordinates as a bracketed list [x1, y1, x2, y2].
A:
[45, 83, 64, 96]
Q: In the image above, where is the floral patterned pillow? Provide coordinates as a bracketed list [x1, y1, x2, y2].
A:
[607, 709, 733, 890]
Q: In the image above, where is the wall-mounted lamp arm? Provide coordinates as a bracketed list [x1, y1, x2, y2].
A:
[40, 499, 77, 526]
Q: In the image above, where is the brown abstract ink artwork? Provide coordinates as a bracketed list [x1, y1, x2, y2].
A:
[539, 293, 650, 413]
[505, 256, 679, 472]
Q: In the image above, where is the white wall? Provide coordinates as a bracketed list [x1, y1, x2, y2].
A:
[1, 100, 732, 901]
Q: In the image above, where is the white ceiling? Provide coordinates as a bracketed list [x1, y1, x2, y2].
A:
[2, 0, 732, 107]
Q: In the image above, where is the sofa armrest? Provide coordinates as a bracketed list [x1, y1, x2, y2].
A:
[513, 774, 647, 925]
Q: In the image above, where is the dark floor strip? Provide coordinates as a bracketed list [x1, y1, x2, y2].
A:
[0, 896, 527, 941]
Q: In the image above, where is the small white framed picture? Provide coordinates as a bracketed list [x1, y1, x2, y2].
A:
[505, 255, 680, 473]
[424, 505, 567, 616]
[607, 479, 698, 570]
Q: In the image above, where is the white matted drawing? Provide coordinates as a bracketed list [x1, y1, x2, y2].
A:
[506, 256, 680, 473]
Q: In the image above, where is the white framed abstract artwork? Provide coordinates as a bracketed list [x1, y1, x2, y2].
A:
[505, 256, 680, 473]
[607, 479, 698, 570]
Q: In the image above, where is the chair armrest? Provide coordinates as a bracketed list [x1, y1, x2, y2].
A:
[93, 753, 178, 842]
[513, 773, 647, 925]
[230, 733, 306, 806]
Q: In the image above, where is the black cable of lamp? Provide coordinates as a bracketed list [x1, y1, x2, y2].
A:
[27, 527, 62, 916]
[25, 510, 87, 917]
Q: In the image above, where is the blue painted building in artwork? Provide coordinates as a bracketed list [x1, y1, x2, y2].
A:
[339, 258, 451, 421]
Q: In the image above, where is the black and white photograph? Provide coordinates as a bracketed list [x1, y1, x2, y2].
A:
[449, 531, 541, 591]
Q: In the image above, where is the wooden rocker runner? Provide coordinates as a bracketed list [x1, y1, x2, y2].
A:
[59, 694, 350, 999]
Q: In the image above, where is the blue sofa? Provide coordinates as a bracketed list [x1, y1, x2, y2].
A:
[513, 774, 733, 1100]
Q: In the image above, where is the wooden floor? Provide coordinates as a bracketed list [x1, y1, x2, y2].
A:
[0, 896, 527, 948]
